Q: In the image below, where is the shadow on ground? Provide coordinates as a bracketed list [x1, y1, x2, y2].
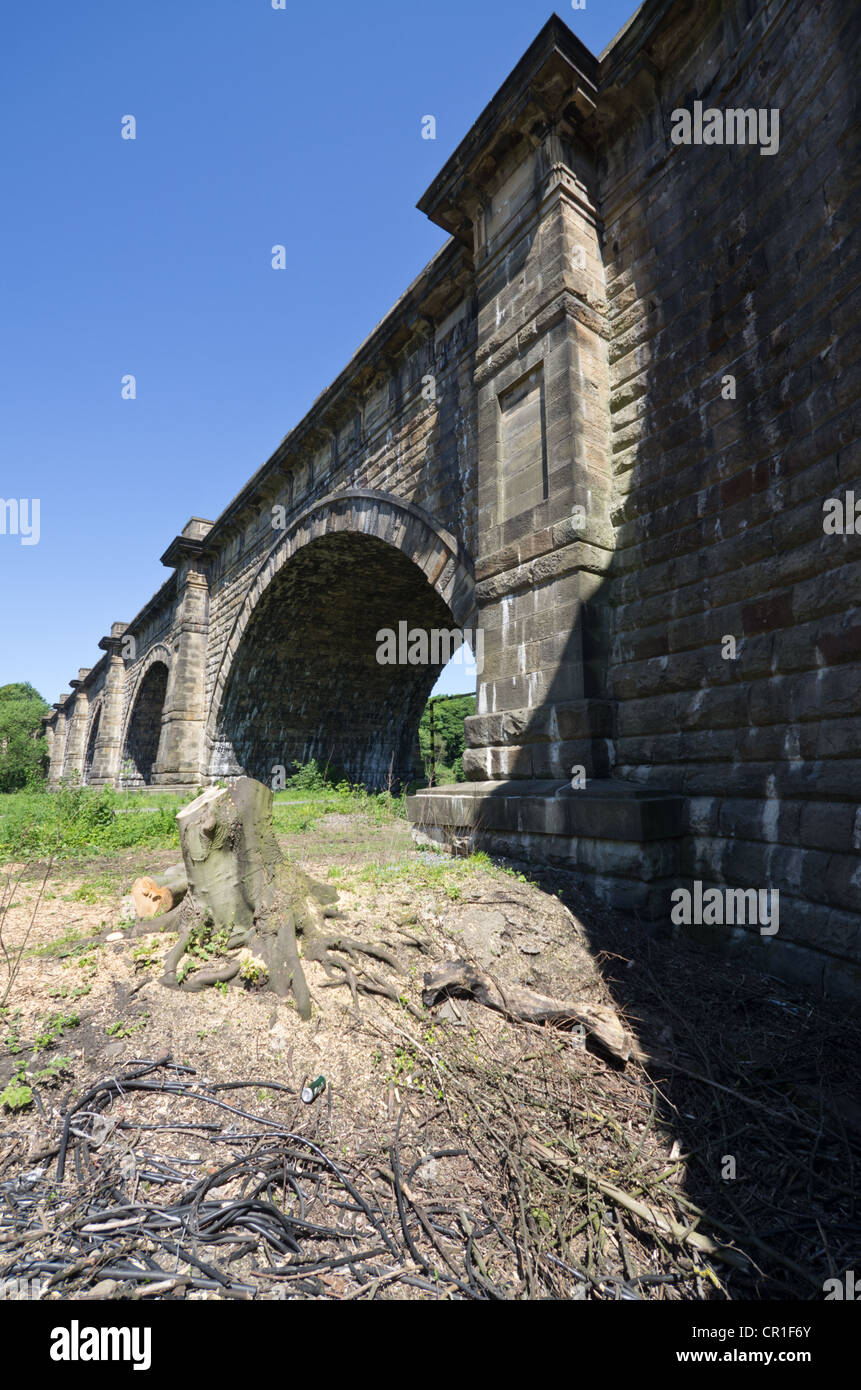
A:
[513, 855, 861, 1299]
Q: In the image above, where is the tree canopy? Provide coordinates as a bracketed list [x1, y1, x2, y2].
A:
[418, 692, 475, 783]
[0, 682, 50, 792]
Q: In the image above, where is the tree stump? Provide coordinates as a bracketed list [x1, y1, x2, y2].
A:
[158, 777, 413, 1019]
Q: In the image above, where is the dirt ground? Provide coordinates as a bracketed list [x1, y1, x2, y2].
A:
[1, 812, 859, 1301]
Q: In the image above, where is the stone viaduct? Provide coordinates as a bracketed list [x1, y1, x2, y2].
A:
[43, 1, 860, 998]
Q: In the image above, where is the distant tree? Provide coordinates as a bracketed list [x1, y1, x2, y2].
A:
[0, 682, 50, 792]
[418, 693, 475, 784]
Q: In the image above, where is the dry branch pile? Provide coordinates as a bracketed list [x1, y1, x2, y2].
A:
[0, 1053, 624, 1300]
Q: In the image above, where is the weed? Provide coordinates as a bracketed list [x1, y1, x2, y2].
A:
[33, 1011, 80, 1052]
[31, 1055, 73, 1086]
[2, 1009, 23, 1054]
[106, 1014, 148, 1040]
[239, 959, 267, 987]
[47, 983, 91, 1001]
[131, 942, 161, 971]
[0, 1080, 33, 1111]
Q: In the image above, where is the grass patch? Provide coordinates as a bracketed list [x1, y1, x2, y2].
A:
[357, 848, 538, 899]
[27, 926, 95, 959]
[0, 784, 186, 863]
[359, 849, 492, 895]
[0, 765, 408, 862]
[271, 765, 407, 834]
[63, 873, 119, 904]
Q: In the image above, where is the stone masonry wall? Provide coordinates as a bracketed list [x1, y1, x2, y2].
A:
[600, 0, 861, 992]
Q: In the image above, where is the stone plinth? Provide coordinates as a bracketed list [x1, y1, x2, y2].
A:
[408, 779, 685, 917]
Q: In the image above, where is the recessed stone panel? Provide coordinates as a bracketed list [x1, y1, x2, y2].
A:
[498, 365, 548, 525]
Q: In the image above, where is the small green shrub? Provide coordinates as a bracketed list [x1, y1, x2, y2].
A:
[284, 759, 329, 792]
[239, 959, 267, 986]
[31, 1055, 73, 1086]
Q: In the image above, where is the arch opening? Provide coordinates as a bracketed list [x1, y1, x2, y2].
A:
[83, 708, 101, 785]
[122, 661, 169, 787]
[421, 638, 478, 784]
[211, 532, 464, 789]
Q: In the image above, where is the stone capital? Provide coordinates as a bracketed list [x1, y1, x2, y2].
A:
[98, 631, 126, 657]
[160, 518, 214, 571]
[417, 15, 598, 244]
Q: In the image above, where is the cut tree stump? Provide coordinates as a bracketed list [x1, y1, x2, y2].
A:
[157, 777, 417, 1019]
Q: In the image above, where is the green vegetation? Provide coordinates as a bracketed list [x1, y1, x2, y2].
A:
[280, 761, 329, 792]
[3, 1005, 79, 1057]
[31, 1055, 73, 1086]
[47, 982, 92, 1001]
[357, 847, 536, 898]
[0, 683, 49, 793]
[2, 1008, 23, 1054]
[64, 872, 123, 903]
[359, 847, 491, 895]
[0, 999, 79, 1110]
[29, 928, 93, 960]
[0, 700, 474, 864]
[106, 1015, 148, 1040]
[419, 693, 475, 784]
[131, 941, 164, 971]
[271, 762, 407, 833]
[0, 782, 184, 862]
[372, 1024, 450, 1098]
[239, 958, 267, 986]
[0, 1080, 33, 1111]
[2, 1045, 74, 1107]
[33, 1010, 79, 1052]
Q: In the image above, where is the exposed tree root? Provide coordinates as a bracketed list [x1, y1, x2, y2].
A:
[422, 959, 634, 1062]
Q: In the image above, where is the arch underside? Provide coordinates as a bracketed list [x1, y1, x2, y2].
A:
[83, 708, 101, 784]
[122, 661, 169, 786]
[211, 532, 460, 788]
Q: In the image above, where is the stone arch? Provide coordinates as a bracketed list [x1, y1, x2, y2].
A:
[120, 646, 172, 787]
[206, 489, 475, 787]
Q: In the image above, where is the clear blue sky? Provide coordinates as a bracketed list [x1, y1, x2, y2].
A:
[1, 0, 638, 706]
